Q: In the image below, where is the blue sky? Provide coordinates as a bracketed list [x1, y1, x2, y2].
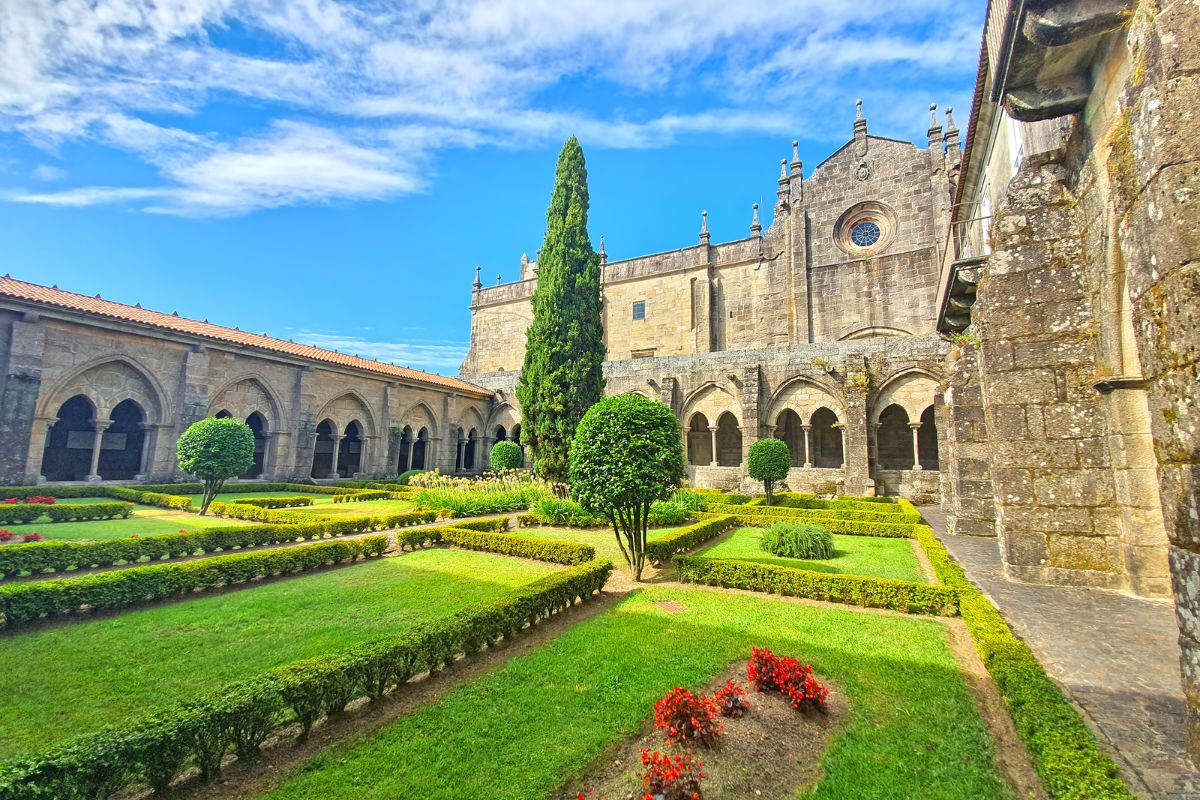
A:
[0, 0, 985, 374]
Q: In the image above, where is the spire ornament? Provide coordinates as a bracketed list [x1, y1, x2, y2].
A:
[699, 211, 710, 245]
[473, 265, 482, 290]
[599, 234, 608, 264]
[750, 203, 761, 236]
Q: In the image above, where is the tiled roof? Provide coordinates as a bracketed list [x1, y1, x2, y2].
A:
[0, 275, 490, 397]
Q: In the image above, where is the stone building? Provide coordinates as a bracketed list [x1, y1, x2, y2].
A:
[462, 104, 960, 500]
[936, 0, 1198, 757]
[0, 277, 494, 484]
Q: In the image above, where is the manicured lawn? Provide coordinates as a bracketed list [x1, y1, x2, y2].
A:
[516, 525, 685, 564]
[0, 549, 556, 760]
[695, 527, 928, 583]
[5, 506, 254, 542]
[260, 586, 1014, 800]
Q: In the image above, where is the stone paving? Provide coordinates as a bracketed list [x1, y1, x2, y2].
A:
[922, 507, 1200, 800]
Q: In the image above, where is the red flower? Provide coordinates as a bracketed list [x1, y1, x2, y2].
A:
[747, 647, 828, 712]
[653, 686, 723, 747]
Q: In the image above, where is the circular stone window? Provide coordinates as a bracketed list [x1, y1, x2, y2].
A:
[834, 201, 896, 255]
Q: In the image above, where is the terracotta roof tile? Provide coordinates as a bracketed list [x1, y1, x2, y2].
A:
[0, 276, 491, 397]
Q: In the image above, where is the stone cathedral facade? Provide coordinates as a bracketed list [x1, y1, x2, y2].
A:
[461, 105, 959, 503]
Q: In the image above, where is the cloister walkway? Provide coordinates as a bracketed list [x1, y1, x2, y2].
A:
[922, 507, 1200, 800]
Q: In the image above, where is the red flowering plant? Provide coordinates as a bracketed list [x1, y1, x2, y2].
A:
[653, 686, 723, 747]
[27, 496, 56, 505]
[22, 532, 44, 543]
[712, 680, 751, 718]
[746, 647, 829, 712]
[0, 530, 13, 542]
[1, 498, 18, 505]
[640, 749, 704, 800]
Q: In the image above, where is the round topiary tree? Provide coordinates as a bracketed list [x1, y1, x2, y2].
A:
[570, 394, 685, 580]
[177, 417, 256, 515]
[490, 439, 524, 471]
[747, 437, 790, 505]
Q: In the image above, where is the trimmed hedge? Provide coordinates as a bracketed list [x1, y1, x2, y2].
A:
[913, 524, 1136, 799]
[43, 502, 135, 522]
[0, 486, 103, 500]
[105, 486, 193, 511]
[332, 490, 390, 503]
[394, 523, 595, 565]
[235, 497, 315, 509]
[697, 509, 917, 538]
[703, 500, 917, 525]
[675, 556, 959, 616]
[0, 537, 387, 630]
[0, 505, 44, 525]
[0, 558, 614, 799]
[644, 515, 738, 564]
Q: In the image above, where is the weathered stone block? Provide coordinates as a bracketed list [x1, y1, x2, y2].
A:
[1047, 533, 1122, 573]
[999, 528, 1049, 567]
[1032, 468, 1117, 506]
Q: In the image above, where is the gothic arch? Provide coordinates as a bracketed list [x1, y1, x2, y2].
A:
[38, 355, 168, 422]
[316, 390, 377, 436]
[766, 376, 845, 428]
[456, 405, 485, 435]
[208, 374, 285, 430]
[485, 402, 520, 433]
[398, 401, 440, 440]
[872, 369, 941, 425]
[837, 326, 913, 341]
[681, 382, 740, 425]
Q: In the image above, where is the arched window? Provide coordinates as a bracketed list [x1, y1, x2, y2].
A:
[494, 425, 507, 443]
[464, 428, 478, 471]
[876, 404, 912, 470]
[918, 406, 940, 470]
[41, 395, 97, 481]
[97, 399, 146, 480]
[715, 412, 742, 466]
[810, 407, 844, 468]
[396, 425, 414, 474]
[311, 419, 336, 478]
[214, 409, 233, 419]
[687, 413, 711, 466]
[338, 421, 364, 478]
[244, 412, 267, 478]
[775, 409, 805, 467]
[413, 427, 429, 470]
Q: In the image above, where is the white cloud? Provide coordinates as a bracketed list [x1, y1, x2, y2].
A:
[291, 330, 469, 372]
[0, 0, 983, 214]
[31, 164, 66, 181]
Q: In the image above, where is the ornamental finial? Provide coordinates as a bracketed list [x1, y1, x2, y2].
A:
[945, 106, 958, 132]
[599, 234, 607, 264]
[750, 203, 761, 236]
[473, 265, 482, 290]
[699, 211, 710, 245]
[929, 103, 938, 127]
[856, 98, 864, 121]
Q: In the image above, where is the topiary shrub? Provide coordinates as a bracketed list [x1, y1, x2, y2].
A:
[176, 418, 256, 515]
[759, 521, 834, 560]
[747, 437, 790, 505]
[570, 394, 685, 580]
[490, 440, 524, 471]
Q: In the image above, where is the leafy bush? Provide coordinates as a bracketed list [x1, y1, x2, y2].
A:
[713, 680, 750, 718]
[646, 500, 689, 526]
[747, 647, 828, 711]
[675, 556, 960, 616]
[653, 686, 723, 747]
[105, 486, 193, 510]
[176, 418, 256, 514]
[0, 537, 387, 629]
[490, 440, 524, 471]
[44, 502, 135, 523]
[331, 490, 389, 503]
[21, 533, 43, 543]
[236, 496, 315, 509]
[395, 469, 429, 485]
[640, 750, 705, 800]
[747, 438, 791, 504]
[0, 559, 614, 799]
[411, 472, 552, 517]
[760, 522, 834, 560]
[570, 394, 685, 580]
[0, 530, 12, 542]
[2, 495, 56, 505]
[0, 505, 45, 525]
[668, 489, 705, 513]
[530, 497, 601, 527]
[643, 515, 738, 564]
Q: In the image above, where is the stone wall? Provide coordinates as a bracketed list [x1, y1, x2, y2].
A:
[937, 343, 996, 536]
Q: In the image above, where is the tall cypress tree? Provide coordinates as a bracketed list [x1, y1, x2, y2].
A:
[516, 137, 606, 483]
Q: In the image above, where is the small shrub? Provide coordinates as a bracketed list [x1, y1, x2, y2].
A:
[713, 680, 750, 718]
[759, 522, 834, 559]
[653, 686, 723, 747]
[647, 500, 689, 526]
[490, 440, 524, 470]
[0, 530, 12, 542]
[21, 533, 43, 543]
[747, 647, 828, 712]
[395, 469, 429, 485]
[640, 749, 705, 800]
[531, 497, 599, 527]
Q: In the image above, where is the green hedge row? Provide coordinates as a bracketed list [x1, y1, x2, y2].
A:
[0, 505, 45, 524]
[105, 486, 193, 510]
[675, 555, 959, 616]
[644, 515, 738, 564]
[696, 509, 917, 538]
[334, 480, 413, 493]
[0, 486, 102, 500]
[0, 537, 387, 630]
[773, 492, 909, 515]
[205, 502, 437, 532]
[331, 490, 390, 503]
[0, 558, 614, 800]
[911, 525, 1135, 799]
[394, 523, 595, 565]
[702, 500, 916, 525]
[235, 496, 315, 509]
[0, 502, 134, 525]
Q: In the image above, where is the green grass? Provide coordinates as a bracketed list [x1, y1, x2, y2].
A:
[515, 525, 685, 564]
[0, 549, 555, 760]
[696, 527, 927, 583]
[6, 506, 255, 542]
[261, 586, 1014, 800]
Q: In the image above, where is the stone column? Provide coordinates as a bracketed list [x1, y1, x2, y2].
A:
[429, 436, 442, 471]
[329, 434, 344, 479]
[708, 425, 719, 467]
[801, 424, 813, 468]
[404, 439, 414, 472]
[25, 416, 56, 483]
[359, 435, 379, 478]
[681, 425, 689, 464]
[0, 319, 45, 485]
[86, 420, 112, 482]
[482, 436, 495, 469]
[909, 423, 923, 470]
[842, 383, 874, 496]
[456, 437, 466, 472]
[136, 422, 157, 479]
[260, 431, 278, 479]
[939, 343, 996, 536]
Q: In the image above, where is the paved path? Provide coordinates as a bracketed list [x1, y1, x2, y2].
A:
[921, 507, 1200, 800]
